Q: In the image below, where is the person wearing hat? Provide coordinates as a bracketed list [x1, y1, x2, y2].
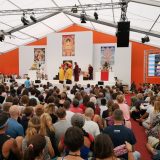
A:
[59, 64, 65, 84]
[0, 112, 21, 160]
[65, 64, 72, 84]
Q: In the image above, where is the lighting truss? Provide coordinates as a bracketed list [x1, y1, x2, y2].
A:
[0, 2, 129, 16]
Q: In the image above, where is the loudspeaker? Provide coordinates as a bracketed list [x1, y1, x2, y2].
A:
[116, 21, 130, 47]
[35, 80, 41, 83]
[83, 77, 88, 80]
[98, 81, 104, 85]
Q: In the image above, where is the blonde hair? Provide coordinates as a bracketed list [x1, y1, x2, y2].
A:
[45, 103, 56, 114]
[116, 95, 124, 104]
[154, 101, 160, 113]
[39, 113, 55, 136]
[28, 116, 40, 132]
[25, 127, 37, 141]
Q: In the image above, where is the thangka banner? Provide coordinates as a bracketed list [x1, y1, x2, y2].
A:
[101, 46, 115, 67]
[62, 35, 75, 56]
[34, 48, 45, 64]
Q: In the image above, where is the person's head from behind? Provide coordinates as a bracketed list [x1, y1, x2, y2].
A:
[5, 96, 13, 103]
[12, 97, 19, 105]
[28, 116, 40, 132]
[30, 88, 36, 96]
[3, 102, 12, 113]
[111, 103, 119, 113]
[56, 107, 66, 119]
[85, 108, 94, 119]
[137, 93, 143, 100]
[22, 89, 29, 96]
[23, 106, 33, 117]
[154, 101, 160, 113]
[38, 95, 44, 103]
[75, 92, 82, 100]
[60, 92, 67, 100]
[87, 84, 90, 88]
[40, 113, 54, 135]
[101, 98, 106, 106]
[9, 105, 20, 120]
[83, 95, 90, 106]
[90, 96, 97, 105]
[72, 98, 79, 108]
[35, 104, 44, 117]
[71, 113, 85, 129]
[23, 134, 46, 160]
[45, 103, 56, 114]
[116, 95, 124, 104]
[28, 98, 37, 107]
[20, 95, 29, 106]
[25, 127, 37, 141]
[87, 101, 95, 112]
[64, 127, 84, 152]
[63, 100, 71, 110]
[47, 96, 55, 104]
[113, 109, 124, 122]
[94, 134, 114, 159]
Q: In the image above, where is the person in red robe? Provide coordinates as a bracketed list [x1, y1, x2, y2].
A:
[73, 62, 80, 82]
[88, 64, 93, 80]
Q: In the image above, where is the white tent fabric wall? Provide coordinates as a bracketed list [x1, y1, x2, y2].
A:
[0, 0, 159, 53]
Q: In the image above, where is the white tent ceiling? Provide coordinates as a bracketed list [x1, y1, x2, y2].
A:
[0, 0, 160, 53]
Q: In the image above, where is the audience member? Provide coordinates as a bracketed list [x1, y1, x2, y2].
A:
[6, 105, 24, 138]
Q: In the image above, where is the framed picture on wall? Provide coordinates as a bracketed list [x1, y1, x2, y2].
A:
[34, 48, 45, 63]
[62, 35, 75, 56]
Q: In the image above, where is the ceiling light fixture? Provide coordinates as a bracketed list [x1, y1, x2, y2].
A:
[30, 12, 37, 23]
[141, 36, 150, 43]
[21, 13, 30, 25]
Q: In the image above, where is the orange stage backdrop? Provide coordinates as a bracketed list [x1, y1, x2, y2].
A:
[0, 24, 159, 85]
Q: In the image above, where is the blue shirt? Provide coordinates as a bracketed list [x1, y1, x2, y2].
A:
[24, 79, 30, 89]
[6, 118, 24, 138]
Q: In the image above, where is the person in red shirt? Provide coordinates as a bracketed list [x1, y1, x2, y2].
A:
[70, 99, 83, 114]
[79, 95, 90, 113]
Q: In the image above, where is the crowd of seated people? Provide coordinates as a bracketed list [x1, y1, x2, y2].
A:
[1, 80, 159, 159]
[130, 83, 160, 159]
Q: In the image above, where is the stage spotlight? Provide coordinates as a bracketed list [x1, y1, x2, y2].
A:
[0, 34, 5, 42]
[30, 12, 37, 23]
[141, 36, 150, 43]
[21, 13, 30, 25]
[71, 4, 78, 13]
[94, 12, 98, 20]
[80, 11, 86, 23]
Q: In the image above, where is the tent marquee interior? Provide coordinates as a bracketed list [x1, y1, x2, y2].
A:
[0, 0, 159, 53]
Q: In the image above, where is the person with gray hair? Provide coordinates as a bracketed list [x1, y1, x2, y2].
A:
[83, 108, 100, 137]
[103, 109, 141, 160]
[6, 105, 24, 138]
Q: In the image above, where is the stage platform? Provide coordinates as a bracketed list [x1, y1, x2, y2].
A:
[15, 79, 115, 91]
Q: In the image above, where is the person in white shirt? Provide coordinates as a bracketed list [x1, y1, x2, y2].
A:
[142, 97, 156, 129]
[84, 84, 91, 95]
[99, 98, 108, 118]
[83, 108, 100, 138]
[63, 100, 74, 124]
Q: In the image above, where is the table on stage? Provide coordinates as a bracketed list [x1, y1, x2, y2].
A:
[95, 71, 115, 82]
[101, 70, 109, 81]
